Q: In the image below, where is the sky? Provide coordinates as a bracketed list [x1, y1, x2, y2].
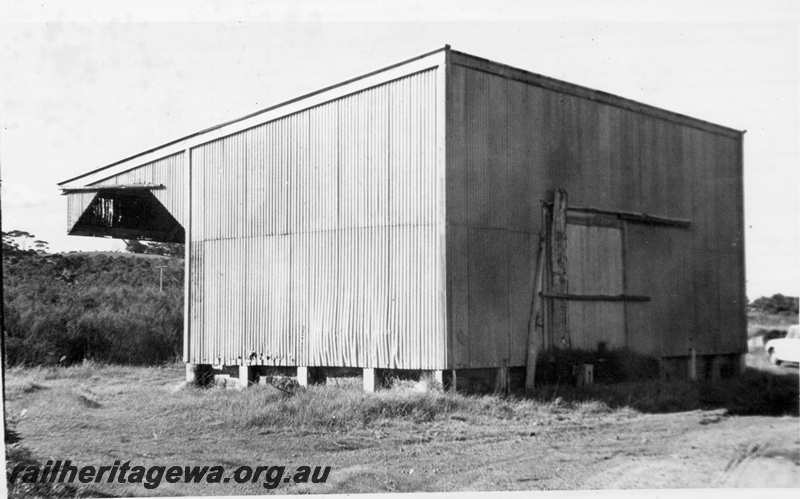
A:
[1, 1, 798, 300]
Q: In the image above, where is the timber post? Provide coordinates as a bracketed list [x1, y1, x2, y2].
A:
[238, 365, 256, 388]
[363, 368, 379, 393]
[688, 347, 698, 381]
[525, 231, 546, 392]
[296, 366, 310, 388]
[549, 188, 570, 349]
[495, 359, 509, 395]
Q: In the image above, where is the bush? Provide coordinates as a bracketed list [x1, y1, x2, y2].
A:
[749, 294, 799, 316]
[3, 252, 183, 366]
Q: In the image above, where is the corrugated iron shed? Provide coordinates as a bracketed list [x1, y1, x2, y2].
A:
[60, 46, 745, 381]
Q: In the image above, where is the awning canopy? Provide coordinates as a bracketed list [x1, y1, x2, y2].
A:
[68, 187, 184, 243]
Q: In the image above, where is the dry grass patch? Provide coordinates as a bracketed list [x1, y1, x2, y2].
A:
[5, 363, 796, 496]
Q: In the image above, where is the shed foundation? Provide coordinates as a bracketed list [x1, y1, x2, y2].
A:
[185, 363, 213, 386]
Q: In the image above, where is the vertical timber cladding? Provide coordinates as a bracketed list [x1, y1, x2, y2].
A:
[447, 51, 745, 365]
[189, 68, 446, 369]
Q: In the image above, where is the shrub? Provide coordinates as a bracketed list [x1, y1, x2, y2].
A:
[3, 251, 183, 366]
[749, 294, 799, 316]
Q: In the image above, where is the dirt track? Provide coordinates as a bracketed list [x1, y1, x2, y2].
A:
[4, 359, 799, 495]
[283, 409, 800, 492]
[15, 400, 796, 495]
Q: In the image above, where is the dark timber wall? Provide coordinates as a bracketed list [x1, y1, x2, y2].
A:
[445, 51, 745, 369]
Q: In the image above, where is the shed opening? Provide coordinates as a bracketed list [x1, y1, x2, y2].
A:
[69, 188, 184, 243]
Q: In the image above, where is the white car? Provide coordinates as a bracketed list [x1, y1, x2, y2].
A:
[765, 324, 800, 365]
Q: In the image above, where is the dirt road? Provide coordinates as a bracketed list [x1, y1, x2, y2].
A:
[4, 361, 798, 495]
[282, 409, 799, 493]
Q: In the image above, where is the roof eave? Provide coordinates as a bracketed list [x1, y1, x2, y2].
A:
[58, 45, 451, 188]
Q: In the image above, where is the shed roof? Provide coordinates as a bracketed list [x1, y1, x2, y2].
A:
[59, 45, 742, 189]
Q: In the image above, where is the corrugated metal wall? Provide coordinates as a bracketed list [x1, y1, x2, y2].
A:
[446, 56, 745, 366]
[85, 153, 187, 227]
[188, 68, 446, 369]
[63, 50, 743, 370]
[65, 191, 97, 232]
[65, 152, 187, 234]
[566, 224, 626, 351]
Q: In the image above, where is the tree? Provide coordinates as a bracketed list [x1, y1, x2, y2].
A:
[123, 240, 184, 258]
[33, 240, 50, 255]
[144, 242, 184, 258]
[2, 230, 37, 255]
[124, 239, 148, 254]
[750, 294, 800, 316]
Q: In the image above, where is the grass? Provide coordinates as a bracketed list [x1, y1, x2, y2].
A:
[4, 362, 627, 440]
[7, 359, 795, 436]
[747, 311, 798, 331]
[528, 367, 798, 416]
[240, 384, 618, 431]
[5, 408, 118, 499]
[7, 363, 622, 496]
[4, 360, 797, 496]
[8, 359, 798, 418]
[5, 440, 119, 499]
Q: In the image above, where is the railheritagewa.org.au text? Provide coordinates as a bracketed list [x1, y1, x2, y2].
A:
[9, 460, 331, 490]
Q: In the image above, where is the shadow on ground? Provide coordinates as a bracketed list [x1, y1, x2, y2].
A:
[522, 365, 798, 417]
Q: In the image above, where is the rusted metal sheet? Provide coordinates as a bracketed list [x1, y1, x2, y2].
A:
[187, 68, 445, 369]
